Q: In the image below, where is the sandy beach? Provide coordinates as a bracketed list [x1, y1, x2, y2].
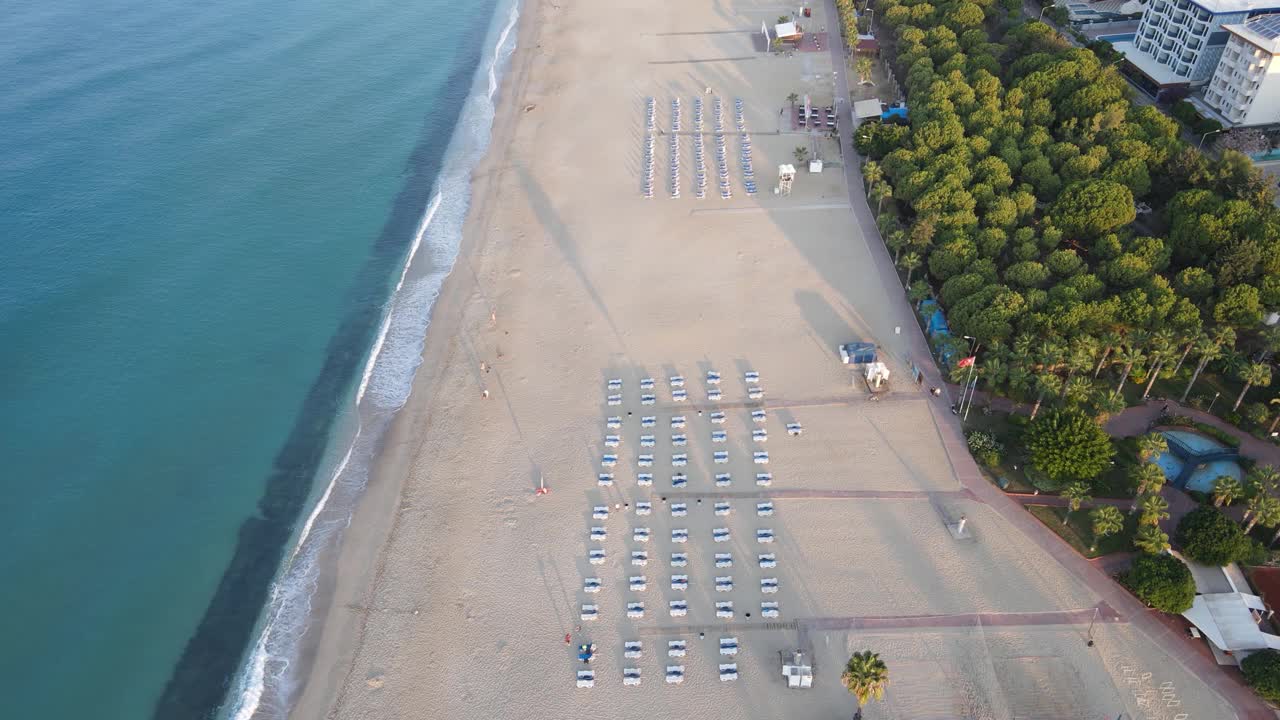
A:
[291, 1, 1239, 718]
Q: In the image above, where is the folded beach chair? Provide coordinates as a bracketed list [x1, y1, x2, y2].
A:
[581, 604, 599, 621]
[711, 430, 727, 443]
[714, 501, 731, 516]
[669, 600, 688, 617]
[577, 669, 595, 688]
[761, 578, 779, 594]
[720, 663, 738, 681]
[744, 371, 760, 384]
[787, 422, 803, 436]
[759, 553, 777, 569]
[623, 668, 642, 686]
[670, 552, 688, 567]
[636, 501, 652, 516]
[641, 394, 656, 405]
[706, 370, 721, 385]
[752, 429, 767, 443]
[715, 473, 731, 487]
[720, 637, 739, 656]
[665, 666, 685, 684]
[748, 387, 764, 400]
[671, 473, 687, 488]
[672, 389, 687, 402]
[630, 575, 647, 591]
[761, 601, 779, 619]
[602, 454, 618, 468]
[584, 577, 602, 593]
[632, 550, 648, 566]
[641, 415, 656, 427]
[707, 389, 722, 401]
[640, 434, 655, 447]
[638, 454, 653, 467]
[672, 453, 688, 467]
[607, 416, 622, 429]
[668, 639, 687, 657]
[588, 548, 606, 564]
[627, 602, 644, 619]
[671, 574, 688, 590]
[633, 527, 650, 542]
[713, 528, 730, 542]
[592, 505, 609, 520]
[753, 451, 769, 464]
[715, 552, 733, 568]
[638, 473, 653, 486]
[757, 501, 774, 517]
[605, 434, 620, 448]
[640, 377, 655, 390]
[671, 528, 689, 543]
[590, 526, 607, 541]
[756, 472, 772, 486]
[671, 433, 687, 446]
[757, 528, 775, 543]
[624, 641, 643, 658]
[669, 375, 685, 388]
[598, 473, 614, 486]
[670, 502, 687, 517]
[607, 394, 622, 406]
[751, 409, 766, 423]
[715, 576, 733, 592]
[716, 601, 734, 618]
[671, 415, 687, 429]
[713, 451, 729, 464]
[607, 378, 622, 391]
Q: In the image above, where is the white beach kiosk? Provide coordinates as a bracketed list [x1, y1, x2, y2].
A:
[1175, 551, 1280, 665]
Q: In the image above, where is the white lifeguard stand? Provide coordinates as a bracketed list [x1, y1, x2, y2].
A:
[865, 361, 890, 389]
[780, 650, 814, 689]
[778, 164, 796, 195]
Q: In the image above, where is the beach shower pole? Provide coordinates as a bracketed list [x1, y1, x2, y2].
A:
[1087, 606, 1099, 647]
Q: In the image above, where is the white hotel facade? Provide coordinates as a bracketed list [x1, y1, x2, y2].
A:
[1203, 15, 1280, 125]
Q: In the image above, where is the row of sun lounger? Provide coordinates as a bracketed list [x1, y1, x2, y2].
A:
[670, 98, 681, 198]
[713, 98, 731, 199]
[600, 471, 774, 488]
[642, 97, 655, 198]
[606, 370, 760, 392]
[734, 99, 757, 195]
[602, 450, 770, 470]
[693, 98, 706, 198]
[591, 549, 777, 568]
[579, 600, 781, 621]
[588, 527, 777, 544]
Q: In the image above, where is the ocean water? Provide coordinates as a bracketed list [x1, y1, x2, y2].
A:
[0, 0, 510, 718]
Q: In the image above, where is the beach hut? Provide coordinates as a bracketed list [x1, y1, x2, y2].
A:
[774, 21, 802, 43]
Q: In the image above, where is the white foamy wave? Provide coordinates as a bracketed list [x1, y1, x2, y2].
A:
[223, 1, 522, 718]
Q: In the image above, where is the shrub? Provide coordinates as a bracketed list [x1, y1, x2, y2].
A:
[1246, 402, 1271, 427]
[1024, 410, 1115, 488]
[1120, 553, 1195, 613]
[1175, 506, 1251, 566]
[966, 430, 1004, 467]
[1243, 649, 1280, 701]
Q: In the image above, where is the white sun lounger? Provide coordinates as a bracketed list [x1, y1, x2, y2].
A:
[711, 430, 727, 442]
[753, 451, 769, 464]
[623, 668, 642, 686]
[714, 451, 729, 464]
[630, 575, 648, 591]
[607, 394, 622, 406]
[671, 416, 687, 429]
[672, 453, 688, 466]
[640, 377, 655, 390]
[671, 552, 688, 567]
[669, 600, 688, 617]
[584, 577, 602, 593]
[607, 416, 622, 429]
[672, 389, 687, 402]
[577, 669, 595, 688]
[672, 473, 687, 488]
[668, 640, 687, 657]
[720, 663, 738, 681]
[716, 601, 734, 618]
[671, 574, 689, 590]
[638, 454, 654, 467]
[748, 387, 764, 400]
[665, 666, 685, 684]
[761, 601, 779, 618]
[720, 637, 739, 655]
[671, 528, 689, 543]
[602, 455, 618, 468]
[787, 422, 803, 436]
[604, 434, 621, 447]
[715, 576, 734, 592]
[636, 501, 652, 515]
[632, 550, 648, 566]
[669, 375, 685, 388]
[581, 604, 598, 621]
[707, 371, 721, 385]
[708, 388, 722, 401]
[761, 578, 779, 594]
[671, 502, 687, 517]
[607, 378, 622, 391]
[593, 506, 609, 519]
[641, 416, 656, 428]
[752, 429, 767, 443]
[638, 473, 653, 486]
[633, 527, 650, 542]
[756, 472, 772, 486]
[640, 434, 655, 447]
[598, 473, 614, 486]
[714, 501, 731, 516]
[589, 548, 606, 564]
[757, 529, 775, 543]
[715, 473, 731, 487]
[759, 553, 777, 568]
[757, 501, 774, 516]
[627, 602, 645, 618]
[710, 411, 726, 424]
[713, 528, 730, 542]
[624, 640, 643, 658]
[671, 434, 687, 446]
[744, 371, 759, 383]
[715, 552, 732, 568]
[590, 527, 607, 541]
[641, 394, 656, 405]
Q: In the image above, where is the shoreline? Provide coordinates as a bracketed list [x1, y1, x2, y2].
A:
[287, 1, 541, 716]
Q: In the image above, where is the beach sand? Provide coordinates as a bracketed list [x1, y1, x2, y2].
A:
[292, 1, 1236, 718]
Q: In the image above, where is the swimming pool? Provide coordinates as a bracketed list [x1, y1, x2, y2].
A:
[1097, 33, 1136, 43]
[1156, 429, 1243, 494]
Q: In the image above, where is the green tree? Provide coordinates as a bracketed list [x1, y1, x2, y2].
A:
[856, 57, 875, 85]
[1121, 553, 1195, 613]
[841, 651, 889, 717]
[862, 160, 883, 189]
[1136, 433, 1168, 464]
[1134, 524, 1171, 554]
[1182, 328, 1235, 402]
[787, 92, 799, 111]
[1141, 331, 1179, 401]
[1139, 493, 1170, 527]
[1050, 180, 1136, 238]
[1175, 506, 1251, 566]
[1024, 410, 1115, 487]
[1063, 482, 1092, 521]
[794, 146, 810, 164]
[1213, 475, 1244, 507]
[1090, 505, 1125, 552]
[1244, 494, 1280, 535]
[1130, 463, 1167, 513]
[1215, 284, 1265, 327]
[1242, 649, 1280, 702]
[1029, 372, 1063, 420]
[1111, 345, 1144, 399]
[1233, 362, 1272, 413]
[899, 251, 922, 287]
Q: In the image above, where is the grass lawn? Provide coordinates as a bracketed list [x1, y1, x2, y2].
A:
[1027, 504, 1138, 558]
[1092, 436, 1139, 499]
[962, 411, 1038, 493]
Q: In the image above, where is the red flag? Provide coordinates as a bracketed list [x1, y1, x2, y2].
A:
[957, 356, 975, 368]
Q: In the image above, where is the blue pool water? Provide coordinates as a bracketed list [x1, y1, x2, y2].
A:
[1157, 430, 1243, 493]
[1098, 33, 1137, 43]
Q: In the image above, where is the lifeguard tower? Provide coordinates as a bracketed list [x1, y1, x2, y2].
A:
[778, 164, 796, 195]
[780, 649, 814, 688]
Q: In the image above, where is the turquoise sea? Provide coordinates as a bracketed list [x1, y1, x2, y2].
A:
[0, 0, 513, 717]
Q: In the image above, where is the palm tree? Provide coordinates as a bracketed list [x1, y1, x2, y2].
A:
[862, 160, 883, 189]
[787, 92, 799, 112]
[1136, 433, 1168, 464]
[885, 230, 907, 264]
[1139, 494, 1170, 527]
[1111, 344, 1145, 399]
[1182, 327, 1235, 403]
[899, 252, 921, 287]
[1130, 464, 1166, 513]
[1061, 339, 1098, 397]
[1134, 525, 1171, 554]
[1245, 494, 1280, 535]
[1092, 391, 1128, 423]
[794, 146, 811, 164]
[869, 181, 893, 213]
[1005, 365, 1034, 403]
[1213, 475, 1244, 507]
[1233, 362, 1272, 412]
[1244, 490, 1269, 525]
[1094, 330, 1124, 379]
[1029, 372, 1063, 420]
[1170, 332, 1203, 376]
[1064, 376, 1093, 407]
[1249, 466, 1280, 495]
[1063, 482, 1092, 521]
[842, 650, 889, 718]
[1270, 397, 1280, 435]
[1141, 331, 1178, 400]
[1090, 505, 1125, 552]
[856, 57, 875, 85]
[907, 280, 931, 306]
